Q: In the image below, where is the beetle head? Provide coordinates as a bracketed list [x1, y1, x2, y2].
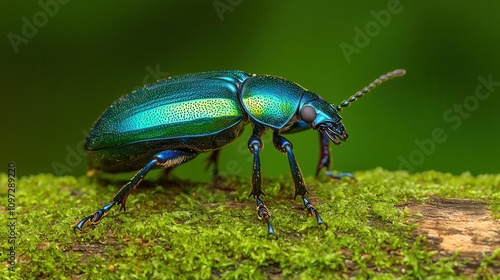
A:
[299, 95, 347, 145]
[298, 69, 406, 145]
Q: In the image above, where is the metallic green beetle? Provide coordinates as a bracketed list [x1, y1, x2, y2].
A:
[74, 69, 406, 235]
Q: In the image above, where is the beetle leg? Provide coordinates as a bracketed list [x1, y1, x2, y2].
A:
[273, 132, 327, 229]
[248, 133, 265, 198]
[257, 197, 276, 236]
[73, 202, 115, 233]
[74, 150, 198, 232]
[204, 149, 221, 178]
[317, 132, 356, 181]
[246, 126, 276, 236]
[282, 122, 355, 181]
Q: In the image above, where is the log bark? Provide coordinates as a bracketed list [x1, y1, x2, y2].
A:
[406, 197, 500, 275]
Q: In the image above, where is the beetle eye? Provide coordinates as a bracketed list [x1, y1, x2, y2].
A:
[300, 105, 317, 123]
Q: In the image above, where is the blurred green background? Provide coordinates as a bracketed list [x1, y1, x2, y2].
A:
[1, 0, 499, 181]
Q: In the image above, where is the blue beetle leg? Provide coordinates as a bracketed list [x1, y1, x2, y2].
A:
[247, 125, 276, 235]
[247, 125, 267, 199]
[74, 202, 116, 233]
[111, 159, 158, 212]
[257, 197, 276, 236]
[317, 132, 356, 181]
[273, 132, 327, 229]
[204, 149, 221, 179]
[272, 133, 308, 199]
[324, 171, 356, 181]
[113, 150, 199, 211]
[316, 131, 331, 177]
[74, 150, 198, 232]
[302, 197, 327, 229]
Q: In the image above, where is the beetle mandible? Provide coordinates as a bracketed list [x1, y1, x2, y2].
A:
[74, 69, 406, 235]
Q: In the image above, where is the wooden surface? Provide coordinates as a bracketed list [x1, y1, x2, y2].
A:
[406, 197, 500, 275]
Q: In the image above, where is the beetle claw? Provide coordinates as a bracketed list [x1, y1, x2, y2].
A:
[256, 197, 277, 236]
[264, 216, 277, 237]
[325, 171, 356, 182]
[303, 197, 328, 230]
[73, 215, 93, 233]
[74, 202, 116, 233]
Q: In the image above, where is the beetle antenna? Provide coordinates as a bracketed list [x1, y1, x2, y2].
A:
[336, 69, 406, 111]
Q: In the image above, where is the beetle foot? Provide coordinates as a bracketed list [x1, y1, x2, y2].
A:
[256, 197, 276, 236]
[74, 202, 116, 233]
[302, 197, 328, 230]
[325, 171, 356, 182]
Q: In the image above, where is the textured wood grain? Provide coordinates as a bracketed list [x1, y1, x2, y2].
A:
[406, 197, 500, 275]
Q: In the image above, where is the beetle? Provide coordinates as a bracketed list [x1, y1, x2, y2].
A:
[74, 69, 406, 235]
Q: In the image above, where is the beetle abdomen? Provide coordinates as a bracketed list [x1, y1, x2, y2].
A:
[87, 122, 246, 173]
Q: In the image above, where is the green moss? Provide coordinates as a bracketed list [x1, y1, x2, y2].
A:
[0, 168, 499, 279]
